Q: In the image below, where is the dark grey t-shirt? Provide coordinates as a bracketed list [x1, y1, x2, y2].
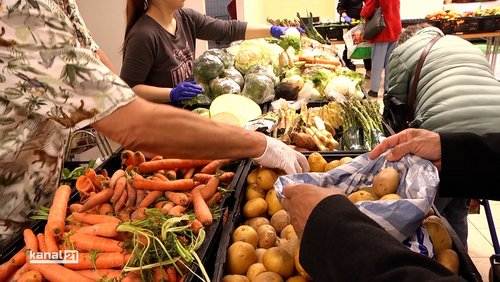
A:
[120, 8, 247, 89]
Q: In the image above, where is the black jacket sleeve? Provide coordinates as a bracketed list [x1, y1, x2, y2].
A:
[300, 195, 466, 282]
[439, 132, 500, 200]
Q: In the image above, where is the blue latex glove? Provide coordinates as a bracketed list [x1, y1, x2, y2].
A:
[342, 15, 352, 23]
[270, 26, 305, 39]
[170, 81, 203, 103]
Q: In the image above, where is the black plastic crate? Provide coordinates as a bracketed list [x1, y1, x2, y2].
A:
[402, 18, 430, 28]
[314, 24, 345, 41]
[495, 15, 500, 31]
[454, 17, 482, 34]
[479, 16, 497, 32]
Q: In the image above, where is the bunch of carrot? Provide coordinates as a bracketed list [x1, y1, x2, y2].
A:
[1, 149, 240, 282]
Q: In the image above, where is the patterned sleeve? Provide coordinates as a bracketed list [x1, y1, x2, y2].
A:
[54, 0, 99, 51]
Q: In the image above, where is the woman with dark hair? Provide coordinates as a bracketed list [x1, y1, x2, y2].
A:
[120, 0, 293, 104]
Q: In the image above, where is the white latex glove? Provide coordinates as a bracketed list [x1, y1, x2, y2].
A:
[252, 136, 310, 174]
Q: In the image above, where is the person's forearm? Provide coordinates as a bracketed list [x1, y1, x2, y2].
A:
[95, 48, 118, 74]
[300, 195, 463, 281]
[91, 98, 265, 160]
[244, 24, 272, 39]
[131, 85, 172, 103]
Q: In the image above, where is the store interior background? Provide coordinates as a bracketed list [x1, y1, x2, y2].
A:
[76, 1, 500, 281]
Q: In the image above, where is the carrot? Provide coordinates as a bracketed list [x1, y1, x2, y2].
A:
[125, 164, 137, 173]
[153, 267, 168, 282]
[200, 159, 233, 174]
[191, 188, 212, 226]
[165, 170, 177, 179]
[117, 209, 131, 222]
[76, 222, 119, 238]
[84, 168, 101, 191]
[17, 270, 42, 282]
[206, 192, 223, 207]
[70, 233, 123, 253]
[65, 253, 130, 270]
[111, 176, 127, 203]
[68, 203, 82, 213]
[65, 224, 82, 232]
[166, 266, 177, 282]
[192, 173, 214, 184]
[114, 187, 128, 213]
[151, 155, 164, 161]
[79, 188, 114, 213]
[154, 173, 170, 182]
[165, 191, 190, 206]
[122, 271, 142, 282]
[134, 151, 146, 166]
[36, 233, 47, 252]
[46, 185, 71, 236]
[29, 262, 93, 282]
[121, 150, 136, 167]
[161, 202, 176, 214]
[189, 219, 204, 235]
[200, 177, 220, 200]
[219, 171, 235, 183]
[44, 225, 59, 252]
[138, 159, 212, 174]
[135, 190, 163, 209]
[0, 247, 26, 281]
[131, 207, 148, 221]
[154, 200, 168, 209]
[71, 212, 122, 226]
[168, 205, 186, 217]
[183, 167, 196, 179]
[130, 178, 195, 192]
[23, 229, 38, 253]
[10, 263, 30, 282]
[76, 269, 122, 280]
[98, 203, 114, 215]
[109, 169, 125, 189]
[125, 182, 136, 209]
[75, 175, 94, 197]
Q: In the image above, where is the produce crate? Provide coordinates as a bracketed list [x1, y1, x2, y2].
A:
[212, 152, 482, 281]
[402, 18, 430, 28]
[495, 15, 500, 31]
[453, 17, 482, 34]
[313, 24, 345, 41]
[479, 15, 498, 32]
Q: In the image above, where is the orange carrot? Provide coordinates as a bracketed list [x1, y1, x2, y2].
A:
[125, 182, 136, 208]
[98, 203, 114, 215]
[135, 189, 145, 207]
[76, 222, 119, 238]
[70, 233, 123, 253]
[165, 191, 190, 206]
[46, 185, 72, 236]
[84, 168, 101, 191]
[117, 209, 131, 222]
[76, 269, 122, 280]
[75, 175, 94, 197]
[44, 225, 59, 253]
[165, 170, 177, 179]
[168, 205, 186, 217]
[10, 263, 30, 282]
[23, 229, 38, 253]
[154, 173, 170, 182]
[151, 155, 164, 161]
[114, 187, 128, 213]
[125, 164, 137, 173]
[161, 202, 176, 214]
[29, 262, 93, 282]
[71, 212, 122, 226]
[17, 270, 42, 282]
[65, 253, 130, 270]
[109, 169, 125, 189]
[192, 173, 214, 184]
[121, 150, 136, 167]
[111, 176, 127, 203]
[166, 266, 177, 282]
[130, 178, 195, 192]
[79, 188, 114, 213]
[190, 219, 204, 235]
[131, 207, 148, 221]
[191, 188, 212, 226]
[206, 192, 223, 207]
[134, 151, 146, 166]
[200, 176, 220, 200]
[137, 190, 163, 208]
[36, 233, 47, 253]
[68, 203, 82, 213]
[138, 159, 212, 174]
[219, 171, 235, 183]
[154, 200, 168, 209]
[183, 167, 196, 179]
[0, 247, 26, 281]
[200, 159, 233, 174]
[154, 267, 168, 282]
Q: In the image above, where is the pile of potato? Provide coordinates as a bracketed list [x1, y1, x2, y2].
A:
[307, 152, 353, 172]
[223, 167, 312, 282]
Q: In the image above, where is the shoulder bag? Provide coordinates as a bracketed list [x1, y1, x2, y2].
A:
[363, 0, 386, 40]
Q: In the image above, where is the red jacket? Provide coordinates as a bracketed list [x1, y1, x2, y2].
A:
[361, 0, 402, 43]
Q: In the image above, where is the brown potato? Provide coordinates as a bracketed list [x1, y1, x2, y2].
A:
[324, 160, 341, 171]
[280, 225, 297, 240]
[347, 190, 376, 203]
[372, 167, 400, 197]
[247, 168, 261, 185]
[243, 198, 268, 218]
[435, 248, 459, 274]
[246, 184, 266, 201]
[257, 169, 278, 191]
[246, 263, 267, 281]
[226, 241, 257, 275]
[359, 187, 379, 200]
[286, 276, 308, 282]
[338, 156, 353, 165]
[254, 271, 284, 282]
[245, 217, 270, 232]
[223, 275, 250, 282]
[262, 247, 295, 279]
[422, 219, 452, 252]
[308, 152, 327, 172]
[276, 236, 300, 257]
[255, 248, 267, 263]
[233, 225, 259, 249]
[266, 189, 283, 216]
[379, 193, 401, 200]
[270, 210, 290, 234]
[257, 224, 277, 249]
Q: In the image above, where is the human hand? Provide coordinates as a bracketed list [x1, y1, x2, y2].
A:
[270, 26, 305, 39]
[281, 184, 345, 238]
[369, 128, 442, 170]
[169, 81, 203, 103]
[342, 15, 352, 23]
[252, 135, 310, 174]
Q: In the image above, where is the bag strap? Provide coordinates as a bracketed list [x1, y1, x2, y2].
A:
[405, 36, 442, 124]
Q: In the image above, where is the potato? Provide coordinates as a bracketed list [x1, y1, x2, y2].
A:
[270, 210, 290, 234]
[255, 248, 267, 263]
[294, 246, 312, 280]
[359, 187, 378, 200]
[338, 156, 353, 165]
[246, 184, 266, 201]
[308, 152, 327, 172]
[280, 225, 297, 240]
[227, 241, 257, 275]
[379, 193, 401, 200]
[257, 224, 277, 249]
[291, 132, 317, 151]
[247, 168, 261, 185]
[245, 217, 270, 232]
[262, 247, 295, 279]
[246, 263, 267, 281]
[435, 248, 459, 274]
[257, 169, 278, 191]
[324, 160, 341, 171]
[422, 219, 452, 252]
[286, 276, 308, 282]
[266, 189, 283, 216]
[254, 271, 284, 282]
[372, 167, 400, 197]
[276, 236, 300, 257]
[223, 275, 250, 282]
[233, 225, 259, 248]
[243, 198, 268, 218]
[347, 190, 376, 203]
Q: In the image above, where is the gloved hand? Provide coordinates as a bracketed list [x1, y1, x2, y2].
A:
[270, 26, 305, 39]
[342, 15, 352, 23]
[253, 135, 310, 174]
[170, 81, 203, 103]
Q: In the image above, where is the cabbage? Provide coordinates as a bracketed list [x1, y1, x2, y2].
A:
[240, 73, 275, 104]
[210, 94, 262, 127]
[209, 77, 241, 99]
[221, 67, 244, 88]
[245, 65, 278, 86]
[233, 39, 272, 74]
[193, 53, 225, 85]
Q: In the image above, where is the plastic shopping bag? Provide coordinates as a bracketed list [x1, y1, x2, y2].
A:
[343, 24, 372, 59]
